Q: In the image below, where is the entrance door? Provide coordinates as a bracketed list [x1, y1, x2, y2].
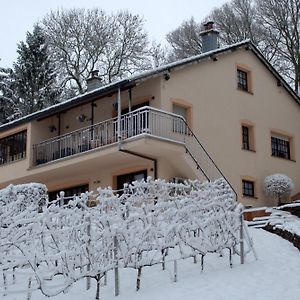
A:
[117, 170, 147, 191]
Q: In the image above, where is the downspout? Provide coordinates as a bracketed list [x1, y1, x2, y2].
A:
[118, 86, 157, 178]
[128, 88, 132, 112]
[117, 87, 122, 150]
[91, 101, 95, 126]
[57, 113, 61, 136]
[91, 101, 95, 139]
[119, 149, 157, 179]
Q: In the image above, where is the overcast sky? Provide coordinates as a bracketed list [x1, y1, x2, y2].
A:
[0, 0, 228, 67]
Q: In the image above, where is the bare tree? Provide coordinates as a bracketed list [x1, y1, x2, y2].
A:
[256, 0, 300, 93]
[148, 41, 169, 68]
[98, 11, 150, 83]
[41, 8, 150, 94]
[208, 0, 262, 45]
[166, 17, 202, 62]
[42, 8, 111, 94]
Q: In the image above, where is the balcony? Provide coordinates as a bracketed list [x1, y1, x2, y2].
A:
[32, 107, 189, 166]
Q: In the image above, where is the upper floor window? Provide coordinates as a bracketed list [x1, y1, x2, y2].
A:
[242, 126, 250, 150]
[0, 130, 27, 166]
[237, 69, 248, 91]
[241, 123, 255, 151]
[271, 135, 291, 160]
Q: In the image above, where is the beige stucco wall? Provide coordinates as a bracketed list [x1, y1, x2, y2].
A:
[159, 48, 300, 207]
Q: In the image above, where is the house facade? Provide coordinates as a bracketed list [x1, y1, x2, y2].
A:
[0, 38, 300, 208]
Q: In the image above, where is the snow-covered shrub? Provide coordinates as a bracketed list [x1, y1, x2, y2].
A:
[0, 182, 48, 211]
[264, 174, 294, 205]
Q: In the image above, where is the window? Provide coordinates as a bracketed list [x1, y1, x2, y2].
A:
[271, 136, 291, 159]
[241, 124, 255, 151]
[117, 170, 147, 191]
[242, 180, 255, 198]
[0, 131, 27, 165]
[48, 184, 89, 203]
[237, 69, 249, 92]
[242, 126, 250, 150]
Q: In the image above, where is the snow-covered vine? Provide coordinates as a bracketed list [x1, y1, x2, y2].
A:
[0, 178, 242, 297]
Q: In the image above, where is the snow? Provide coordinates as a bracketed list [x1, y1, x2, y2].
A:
[1, 228, 300, 300]
[266, 203, 300, 236]
[1, 179, 300, 300]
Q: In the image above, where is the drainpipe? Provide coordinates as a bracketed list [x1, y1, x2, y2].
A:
[119, 149, 157, 179]
[128, 88, 132, 112]
[117, 87, 122, 149]
[57, 113, 61, 136]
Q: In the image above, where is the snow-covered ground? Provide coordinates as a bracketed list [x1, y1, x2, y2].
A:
[2, 228, 300, 300]
[266, 201, 300, 236]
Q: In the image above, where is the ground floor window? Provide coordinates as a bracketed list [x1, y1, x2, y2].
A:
[242, 180, 255, 198]
[271, 136, 291, 160]
[48, 184, 89, 203]
[117, 170, 147, 191]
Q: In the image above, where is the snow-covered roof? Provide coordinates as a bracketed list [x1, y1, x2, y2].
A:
[1, 39, 299, 133]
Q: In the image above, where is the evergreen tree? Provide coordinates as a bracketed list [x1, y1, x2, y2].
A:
[13, 25, 61, 117]
[0, 66, 16, 124]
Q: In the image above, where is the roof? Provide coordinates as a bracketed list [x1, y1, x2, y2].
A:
[1, 39, 299, 133]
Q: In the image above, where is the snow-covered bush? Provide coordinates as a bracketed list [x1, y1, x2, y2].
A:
[0, 183, 48, 211]
[264, 174, 294, 205]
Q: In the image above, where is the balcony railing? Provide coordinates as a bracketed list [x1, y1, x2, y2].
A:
[32, 106, 235, 197]
[32, 107, 188, 166]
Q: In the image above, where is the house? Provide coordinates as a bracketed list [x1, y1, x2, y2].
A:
[1, 23, 300, 208]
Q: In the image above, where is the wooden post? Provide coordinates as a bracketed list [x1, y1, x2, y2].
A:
[3, 271, 7, 296]
[12, 266, 16, 284]
[201, 255, 204, 272]
[162, 250, 165, 270]
[173, 260, 178, 282]
[95, 274, 101, 300]
[193, 255, 197, 264]
[136, 267, 142, 291]
[104, 272, 107, 286]
[27, 276, 32, 300]
[240, 214, 245, 264]
[117, 88, 122, 148]
[229, 248, 233, 268]
[86, 217, 91, 290]
[114, 236, 120, 296]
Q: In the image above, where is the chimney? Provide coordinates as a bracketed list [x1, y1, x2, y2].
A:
[86, 70, 103, 92]
[200, 21, 219, 53]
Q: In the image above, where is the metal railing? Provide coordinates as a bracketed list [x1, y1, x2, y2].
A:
[32, 106, 236, 197]
[32, 107, 188, 166]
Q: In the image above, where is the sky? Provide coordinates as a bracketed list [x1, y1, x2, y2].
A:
[0, 0, 228, 68]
